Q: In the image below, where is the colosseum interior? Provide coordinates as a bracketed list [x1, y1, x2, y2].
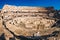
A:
[0, 4, 60, 40]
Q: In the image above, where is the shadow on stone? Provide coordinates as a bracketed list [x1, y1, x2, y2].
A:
[9, 37, 15, 40]
[0, 33, 6, 40]
[51, 20, 60, 28]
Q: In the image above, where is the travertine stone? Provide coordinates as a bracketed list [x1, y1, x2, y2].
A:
[0, 4, 60, 40]
[5, 17, 55, 36]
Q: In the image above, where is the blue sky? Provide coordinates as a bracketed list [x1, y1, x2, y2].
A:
[0, 0, 60, 10]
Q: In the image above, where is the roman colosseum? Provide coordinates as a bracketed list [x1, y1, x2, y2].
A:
[0, 4, 60, 40]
